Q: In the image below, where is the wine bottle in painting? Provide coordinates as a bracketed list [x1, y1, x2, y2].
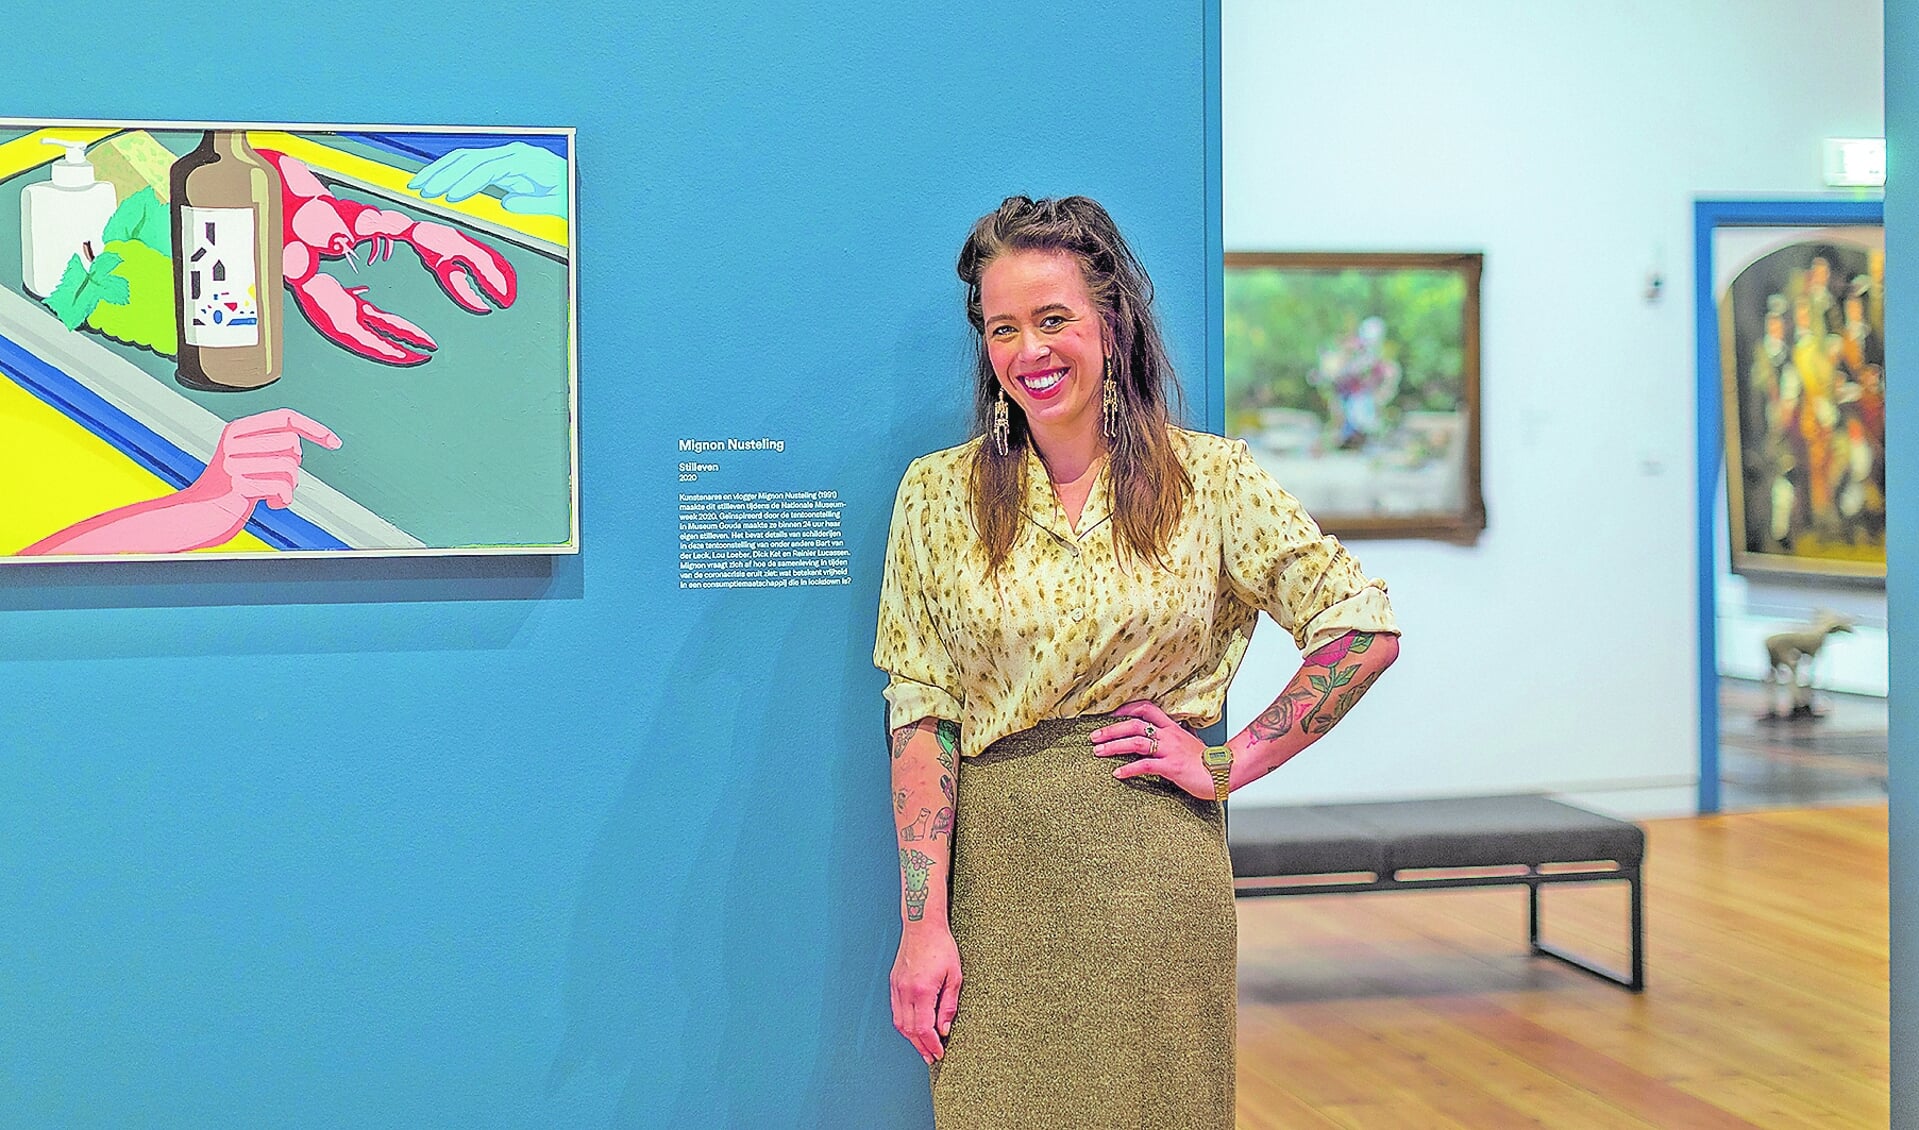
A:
[171, 130, 284, 390]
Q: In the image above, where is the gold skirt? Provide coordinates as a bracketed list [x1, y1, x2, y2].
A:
[932, 714, 1235, 1130]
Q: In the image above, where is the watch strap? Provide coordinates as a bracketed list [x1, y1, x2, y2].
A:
[1202, 744, 1233, 802]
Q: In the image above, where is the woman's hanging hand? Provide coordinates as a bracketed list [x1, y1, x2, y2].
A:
[1092, 702, 1217, 800]
[891, 924, 962, 1064]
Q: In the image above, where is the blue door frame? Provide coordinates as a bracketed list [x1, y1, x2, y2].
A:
[1691, 197, 1883, 814]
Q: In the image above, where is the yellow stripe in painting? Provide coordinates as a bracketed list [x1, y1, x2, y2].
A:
[0, 127, 121, 181]
[0, 372, 270, 556]
[249, 130, 570, 249]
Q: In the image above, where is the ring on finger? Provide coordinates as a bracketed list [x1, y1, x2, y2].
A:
[1144, 723, 1157, 738]
[1148, 736, 1159, 755]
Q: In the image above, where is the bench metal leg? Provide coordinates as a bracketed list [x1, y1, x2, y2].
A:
[1526, 871, 1644, 992]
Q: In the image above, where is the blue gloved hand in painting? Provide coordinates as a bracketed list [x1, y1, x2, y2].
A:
[408, 142, 568, 219]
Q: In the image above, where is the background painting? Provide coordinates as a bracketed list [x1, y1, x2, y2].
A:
[1715, 224, 1886, 581]
[0, 120, 576, 561]
[1223, 251, 1485, 542]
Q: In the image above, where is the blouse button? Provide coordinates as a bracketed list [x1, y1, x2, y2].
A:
[1070, 607, 1085, 623]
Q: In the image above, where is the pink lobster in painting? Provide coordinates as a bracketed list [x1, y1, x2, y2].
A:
[258, 150, 518, 366]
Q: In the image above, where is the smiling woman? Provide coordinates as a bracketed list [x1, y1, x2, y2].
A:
[875, 195, 1402, 1128]
[981, 250, 1108, 457]
[960, 197, 1194, 579]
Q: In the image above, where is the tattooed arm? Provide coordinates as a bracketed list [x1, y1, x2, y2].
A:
[1097, 630, 1397, 797]
[889, 717, 962, 1065]
[1229, 630, 1399, 788]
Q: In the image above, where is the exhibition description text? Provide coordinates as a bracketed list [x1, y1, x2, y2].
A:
[679, 491, 849, 590]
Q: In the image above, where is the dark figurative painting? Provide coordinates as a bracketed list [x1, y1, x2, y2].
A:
[1715, 227, 1884, 581]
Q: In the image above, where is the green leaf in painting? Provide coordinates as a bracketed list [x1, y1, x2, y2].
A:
[83, 251, 130, 307]
[101, 187, 171, 256]
[87, 241, 176, 356]
[42, 254, 95, 329]
[41, 251, 129, 330]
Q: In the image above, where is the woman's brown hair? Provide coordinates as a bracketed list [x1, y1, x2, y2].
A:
[956, 195, 1191, 573]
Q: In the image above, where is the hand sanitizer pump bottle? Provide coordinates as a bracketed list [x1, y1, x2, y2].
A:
[21, 138, 119, 299]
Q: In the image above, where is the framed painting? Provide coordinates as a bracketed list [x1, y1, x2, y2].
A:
[1222, 251, 1485, 543]
[1696, 200, 1884, 583]
[0, 118, 576, 562]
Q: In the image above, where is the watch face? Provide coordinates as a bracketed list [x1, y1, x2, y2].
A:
[1203, 746, 1232, 769]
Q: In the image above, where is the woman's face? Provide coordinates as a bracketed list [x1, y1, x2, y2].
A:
[979, 249, 1108, 452]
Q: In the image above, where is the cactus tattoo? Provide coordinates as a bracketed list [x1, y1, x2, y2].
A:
[900, 849, 934, 921]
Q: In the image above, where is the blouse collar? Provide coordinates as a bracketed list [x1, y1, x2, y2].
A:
[1022, 444, 1112, 542]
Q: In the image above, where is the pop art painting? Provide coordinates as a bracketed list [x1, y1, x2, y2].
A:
[0, 120, 576, 560]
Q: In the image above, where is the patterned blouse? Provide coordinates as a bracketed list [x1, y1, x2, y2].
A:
[874, 428, 1398, 757]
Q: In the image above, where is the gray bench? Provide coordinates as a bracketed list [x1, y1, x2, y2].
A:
[1228, 794, 1645, 991]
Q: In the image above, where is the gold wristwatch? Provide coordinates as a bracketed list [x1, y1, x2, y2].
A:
[1202, 744, 1233, 802]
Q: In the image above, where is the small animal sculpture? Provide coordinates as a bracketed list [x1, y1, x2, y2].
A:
[1763, 610, 1855, 719]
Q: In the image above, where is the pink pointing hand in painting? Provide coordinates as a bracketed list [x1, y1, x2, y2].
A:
[186, 409, 342, 515]
[20, 409, 341, 556]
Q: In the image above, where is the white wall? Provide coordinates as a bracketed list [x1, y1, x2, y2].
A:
[1223, 0, 1884, 805]
[1715, 472, 1888, 695]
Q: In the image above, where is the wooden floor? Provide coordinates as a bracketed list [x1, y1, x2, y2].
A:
[1234, 804, 1889, 1128]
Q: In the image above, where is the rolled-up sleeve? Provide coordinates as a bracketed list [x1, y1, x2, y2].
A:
[874, 459, 965, 732]
[1219, 440, 1399, 656]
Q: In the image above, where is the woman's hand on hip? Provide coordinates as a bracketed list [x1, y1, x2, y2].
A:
[891, 923, 962, 1065]
[1093, 702, 1215, 800]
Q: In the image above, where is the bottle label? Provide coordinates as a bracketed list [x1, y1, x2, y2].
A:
[181, 206, 261, 348]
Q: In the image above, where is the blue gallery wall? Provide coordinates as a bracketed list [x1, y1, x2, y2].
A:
[0, 4, 1219, 1128]
[1888, 0, 1915, 1120]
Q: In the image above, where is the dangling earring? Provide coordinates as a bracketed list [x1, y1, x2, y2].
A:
[993, 388, 1010, 456]
[1101, 356, 1120, 440]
